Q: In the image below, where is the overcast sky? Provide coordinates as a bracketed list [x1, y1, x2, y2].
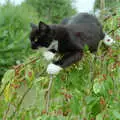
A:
[0, 0, 95, 12]
[0, 0, 24, 5]
[73, 0, 95, 12]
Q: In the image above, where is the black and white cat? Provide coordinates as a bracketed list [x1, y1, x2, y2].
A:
[29, 13, 115, 74]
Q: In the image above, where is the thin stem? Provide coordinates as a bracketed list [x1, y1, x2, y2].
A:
[46, 75, 53, 114]
[9, 84, 33, 119]
[3, 103, 11, 120]
[108, 25, 120, 34]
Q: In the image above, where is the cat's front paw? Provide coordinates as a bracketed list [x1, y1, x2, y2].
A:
[43, 51, 55, 61]
[47, 63, 62, 74]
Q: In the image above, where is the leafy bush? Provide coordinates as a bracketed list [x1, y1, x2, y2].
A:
[0, 3, 39, 78]
[25, 0, 76, 23]
[0, 3, 120, 120]
[0, 7, 120, 119]
[94, 0, 120, 10]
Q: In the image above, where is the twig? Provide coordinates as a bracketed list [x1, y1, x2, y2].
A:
[46, 75, 53, 114]
[3, 103, 11, 120]
[24, 57, 41, 67]
[108, 25, 120, 34]
[97, 40, 103, 54]
[9, 69, 46, 119]
[9, 84, 33, 119]
[103, 13, 116, 22]
[13, 57, 41, 71]
[0, 57, 41, 97]
[0, 81, 9, 96]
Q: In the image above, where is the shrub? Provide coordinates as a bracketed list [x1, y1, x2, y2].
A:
[0, 8, 120, 119]
[0, 2, 39, 78]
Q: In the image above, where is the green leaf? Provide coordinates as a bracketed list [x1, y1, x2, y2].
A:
[2, 69, 15, 84]
[96, 113, 103, 120]
[113, 110, 120, 119]
[93, 82, 102, 94]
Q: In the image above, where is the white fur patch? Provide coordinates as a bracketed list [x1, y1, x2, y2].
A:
[46, 63, 62, 74]
[103, 34, 116, 46]
[43, 51, 55, 61]
[48, 40, 58, 51]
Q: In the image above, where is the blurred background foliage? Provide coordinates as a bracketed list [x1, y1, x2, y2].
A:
[0, 0, 76, 79]
[25, 0, 76, 23]
[0, 2, 38, 78]
[94, 0, 120, 10]
[0, 0, 120, 119]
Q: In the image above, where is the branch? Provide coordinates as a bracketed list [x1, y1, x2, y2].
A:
[9, 69, 46, 119]
[46, 75, 53, 114]
[12, 57, 41, 71]
[108, 25, 120, 34]
[3, 103, 11, 120]
[9, 84, 33, 119]
[103, 13, 116, 22]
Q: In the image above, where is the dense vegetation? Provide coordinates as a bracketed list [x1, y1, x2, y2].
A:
[94, 0, 120, 10]
[25, 0, 76, 23]
[0, 0, 75, 79]
[0, 3, 38, 78]
[0, 0, 120, 120]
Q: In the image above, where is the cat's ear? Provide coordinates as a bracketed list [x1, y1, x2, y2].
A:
[38, 21, 49, 31]
[30, 23, 38, 29]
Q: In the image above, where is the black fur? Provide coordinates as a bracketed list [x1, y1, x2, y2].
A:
[60, 18, 69, 25]
[29, 13, 105, 68]
[30, 21, 55, 49]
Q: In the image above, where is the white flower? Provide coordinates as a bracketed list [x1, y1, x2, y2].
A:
[103, 34, 115, 46]
[43, 51, 55, 61]
[16, 60, 21, 65]
[46, 63, 62, 74]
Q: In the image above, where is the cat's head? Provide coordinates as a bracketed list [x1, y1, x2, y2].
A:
[29, 21, 55, 49]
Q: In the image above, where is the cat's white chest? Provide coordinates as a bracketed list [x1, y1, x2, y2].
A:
[48, 40, 58, 51]
[43, 51, 55, 61]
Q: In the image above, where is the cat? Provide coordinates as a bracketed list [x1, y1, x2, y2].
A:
[29, 13, 114, 74]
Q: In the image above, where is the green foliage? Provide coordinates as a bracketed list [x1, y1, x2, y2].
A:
[0, 2, 120, 120]
[94, 0, 120, 11]
[0, 0, 76, 79]
[25, 0, 76, 23]
[0, 3, 39, 78]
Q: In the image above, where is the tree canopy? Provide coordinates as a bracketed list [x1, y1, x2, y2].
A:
[94, 0, 120, 10]
[25, 0, 76, 23]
